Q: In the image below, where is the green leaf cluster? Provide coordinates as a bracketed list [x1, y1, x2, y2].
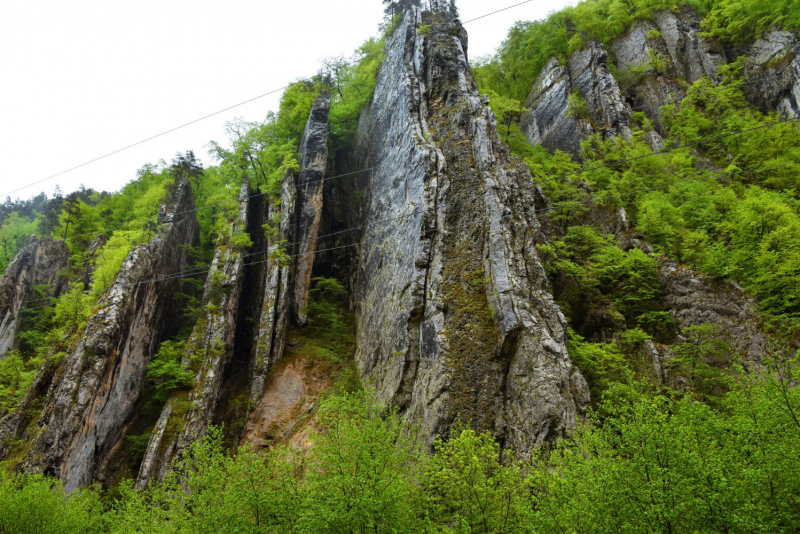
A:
[2, 356, 799, 533]
[473, 0, 799, 104]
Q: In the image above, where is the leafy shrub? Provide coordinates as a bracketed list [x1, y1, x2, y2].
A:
[145, 340, 193, 412]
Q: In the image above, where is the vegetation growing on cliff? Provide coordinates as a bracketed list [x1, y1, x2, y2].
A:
[475, 2, 800, 396]
[0, 355, 798, 533]
[475, 0, 800, 103]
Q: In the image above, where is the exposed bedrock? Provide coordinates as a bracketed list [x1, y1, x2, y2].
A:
[136, 180, 252, 490]
[292, 93, 331, 326]
[657, 258, 772, 366]
[250, 95, 331, 404]
[249, 173, 296, 404]
[520, 44, 632, 158]
[352, 9, 588, 455]
[0, 237, 71, 360]
[741, 30, 800, 117]
[16, 180, 198, 492]
[609, 9, 725, 133]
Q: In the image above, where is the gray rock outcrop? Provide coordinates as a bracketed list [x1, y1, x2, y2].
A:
[135, 180, 251, 489]
[17, 180, 198, 492]
[249, 94, 332, 404]
[742, 30, 800, 117]
[610, 9, 725, 133]
[521, 43, 632, 158]
[249, 172, 295, 404]
[292, 94, 331, 326]
[0, 237, 70, 359]
[657, 258, 772, 365]
[352, 8, 588, 455]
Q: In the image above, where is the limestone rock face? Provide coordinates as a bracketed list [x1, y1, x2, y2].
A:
[610, 9, 725, 133]
[352, 9, 588, 455]
[135, 180, 252, 490]
[249, 173, 296, 404]
[17, 180, 198, 492]
[249, 94, 331, 404]
[521, 44, 632, 157]
[292, 94, 331, 326]
[743, 30, 800, 117]
[657, 258, 772, 365]
[0, 237, 70, 360]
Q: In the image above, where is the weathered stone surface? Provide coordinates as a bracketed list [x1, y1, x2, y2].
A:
[249, 98, 331, 405]
[16, 180, 198, 492]
[249, 173, 296, 404]
[521, 44, 632, 157]
[135, 180, 251, 490]
[520, 58, 586, 156]
[352, 9, 588, 455]
[657, 258, 771, 365]
[610, 9, 725, 133]
[292, 94, 331, 326]
[134, 402, 171, 490]
[0, 238, 70, 360]
[743, 30, 800, 117]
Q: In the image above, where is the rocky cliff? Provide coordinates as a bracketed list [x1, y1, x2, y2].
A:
[0, 4, 790, 492]
[351, 9, 588, 454]
[521, 44, 632, 157]
[135, 95, 334, 486]
[249, 93, 331, 405]
[742, 30, 800, 117]
[6, 180, 198, 492]
[0, 237, 70, 360]
[524, 8, 799, 152]
[135, 180, 252, 489]
[292, 94, 332, 326]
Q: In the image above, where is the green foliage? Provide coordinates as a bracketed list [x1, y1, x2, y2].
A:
[484, 90, 526, 136]
[145, 340, 193, 412]
[303, 277, 356, 363]
[529, 356, 800, 533]
[671, 323, 734, 401]
[566, 89, 590, 120]
[425, 427, 529, 533]
[298, 391, 425, 534]
[537, 226, 662, 335]
[474, 0, 800, 104]
[0, 212, 37, 274]
[50, 282, 94, 339]
[568, 330, 631, 400]
[3, 357, 800, 533]
[702, 0, 800, 44]
[0, 351, 42, 415]
[0, 472, 104, 534]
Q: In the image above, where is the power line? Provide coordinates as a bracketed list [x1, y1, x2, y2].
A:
[1, 1, 535, 200]
[3, 159, 794, 317]
[461, 0, 532, 24]
[4, 114, 800, 309]
[53, 167, 376, 245]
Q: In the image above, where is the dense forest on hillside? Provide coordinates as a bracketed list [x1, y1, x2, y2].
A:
[0, 0, 799, 532]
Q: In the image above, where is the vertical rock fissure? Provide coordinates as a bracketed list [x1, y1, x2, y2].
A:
[292, 93, 332, 326]
[13, 179, 199, 492]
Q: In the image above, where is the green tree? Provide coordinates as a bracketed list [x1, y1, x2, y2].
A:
[425, 427, 530, 533]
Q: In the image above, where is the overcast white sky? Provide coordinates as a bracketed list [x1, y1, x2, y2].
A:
[0, 0, 574, 202]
